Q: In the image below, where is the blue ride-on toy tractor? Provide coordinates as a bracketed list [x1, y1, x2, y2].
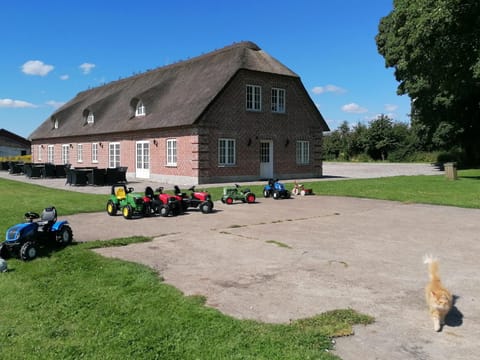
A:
[0, 206, 73, 261]
[263, 179, 290, 199]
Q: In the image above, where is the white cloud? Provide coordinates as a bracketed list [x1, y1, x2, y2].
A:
[79, 62, 96, 74]
[341, 103, 368, 114]
[384, 104, 398, 112]
[60, 74, 69, 80]
[0, 98, 36, 108]
[46, 100, 65, 109]
[21, 60, 54, 76]
[312, 84, 346, 95]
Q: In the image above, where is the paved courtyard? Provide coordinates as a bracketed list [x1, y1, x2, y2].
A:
[2, 162, 478, 359]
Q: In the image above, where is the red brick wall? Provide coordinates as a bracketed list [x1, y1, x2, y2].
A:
[197, 70, 325, 183]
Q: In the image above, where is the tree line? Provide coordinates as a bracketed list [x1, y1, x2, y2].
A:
[323, 114, 462, 164]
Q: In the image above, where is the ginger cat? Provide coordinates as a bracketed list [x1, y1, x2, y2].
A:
[424, 255, 452, 332]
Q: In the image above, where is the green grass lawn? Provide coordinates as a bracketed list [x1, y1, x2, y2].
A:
[0, 169, 478, 359]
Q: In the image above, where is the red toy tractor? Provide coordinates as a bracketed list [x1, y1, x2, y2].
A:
[174, 185, 214, 214]
[144, 186, 182, 216]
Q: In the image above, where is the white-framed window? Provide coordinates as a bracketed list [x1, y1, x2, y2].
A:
[61, 144, 70, 165]
[296, 141, 310, 165]
[218, 138, 236, 166]
[92, 143, 99, 163]
[271, 88, 286, 113]
[109, 142, 120, 168]
[135, 101, 146, 116]
[54, 119, 59, 129]
[166, 139, 177, 166]
[87, 112, 94, 124]
[246, 84, 262, 111]
[47, 145, 54, 163]
[77, 144, 83, 163]
[37, 145, 42, 161]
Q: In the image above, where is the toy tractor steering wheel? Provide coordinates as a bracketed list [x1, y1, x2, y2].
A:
[24, 211, 40, 221]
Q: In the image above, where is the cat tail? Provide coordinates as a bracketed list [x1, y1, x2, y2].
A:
[423, 254, 440, 281]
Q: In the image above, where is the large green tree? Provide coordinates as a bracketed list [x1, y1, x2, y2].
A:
[376, 0, 480, 164]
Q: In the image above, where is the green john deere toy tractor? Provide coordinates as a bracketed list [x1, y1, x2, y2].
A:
[106, 184, 149, 219]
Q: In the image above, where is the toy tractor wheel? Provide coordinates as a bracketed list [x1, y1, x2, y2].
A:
[159, 205, 170, 217]
[200, 201, 213, 214]
[20, 242, 37, 261]
[263, 189, 270, 198]
[246, 193, 256, 203]
[57, 225, 73, 246]
[0, 243, 10, 259]
[106, 200, 117, 216]
[273, 191, 280, 200]
[122, 205, 133, 219]
[225, 197, 234, 205]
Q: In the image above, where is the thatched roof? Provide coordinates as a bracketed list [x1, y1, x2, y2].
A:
[30, 41, 320, 140]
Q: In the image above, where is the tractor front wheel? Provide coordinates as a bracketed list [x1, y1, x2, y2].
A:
[246, 193, 256, 203]
[57, 225, 73, 246]
[273, 191, 280, 200]
[0, 243, 10, 259]
[106, 200, 117, 216]
[263, 189, 270, 198]
[20, 242, 37, 261]
[122, 205, 133, 219]
[225, 197, 234, 205]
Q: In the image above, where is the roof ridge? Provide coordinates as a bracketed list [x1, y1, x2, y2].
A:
[77, 41, 261, 97]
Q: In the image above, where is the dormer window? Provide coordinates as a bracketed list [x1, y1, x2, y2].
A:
[52, 117, 59, 129]
[83, 109, 95, 124]
[135, 101, 146, 117]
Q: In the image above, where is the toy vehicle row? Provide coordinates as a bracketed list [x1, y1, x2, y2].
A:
[0, 206, 73, 261]
[106, 183, 214, 220]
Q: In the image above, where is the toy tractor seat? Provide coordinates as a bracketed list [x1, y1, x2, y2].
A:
[37, 207, 57, 231]
[145, 186, 154, 199]
[115, 187, 126, 200]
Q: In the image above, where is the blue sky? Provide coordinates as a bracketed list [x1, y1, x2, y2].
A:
[0, 0, 410, 139]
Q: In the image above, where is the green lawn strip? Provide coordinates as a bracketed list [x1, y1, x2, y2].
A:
[0, 237, 369, 359]
[194, 170, 480, 209]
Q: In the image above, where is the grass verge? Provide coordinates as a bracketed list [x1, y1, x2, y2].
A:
[0, 237, 372, 359]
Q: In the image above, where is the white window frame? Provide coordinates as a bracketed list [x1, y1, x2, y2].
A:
[47, 145, 54, 163]
[91, 143, 99, 163]
[37, 145, 42, 161]
[77, 144, 83, 163]
[109, 142, 121, 168]
[54, 119, 59, 129]
[135, 101, 146, 117]
[218, 138, 236, 166]
[271, 88, 286, 113]
[87, 112, 94, 124]
[61, 144, 70, 165]
[246, 84, 262, 111]
[296, 141, 310, 165]
[166, 139, 177, 166]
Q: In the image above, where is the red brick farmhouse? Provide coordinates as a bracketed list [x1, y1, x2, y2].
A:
[29, 41, 330, 185]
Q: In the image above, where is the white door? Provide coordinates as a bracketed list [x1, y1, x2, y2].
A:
[136, 141, 150, 178]
[259, 140, 273, 179]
